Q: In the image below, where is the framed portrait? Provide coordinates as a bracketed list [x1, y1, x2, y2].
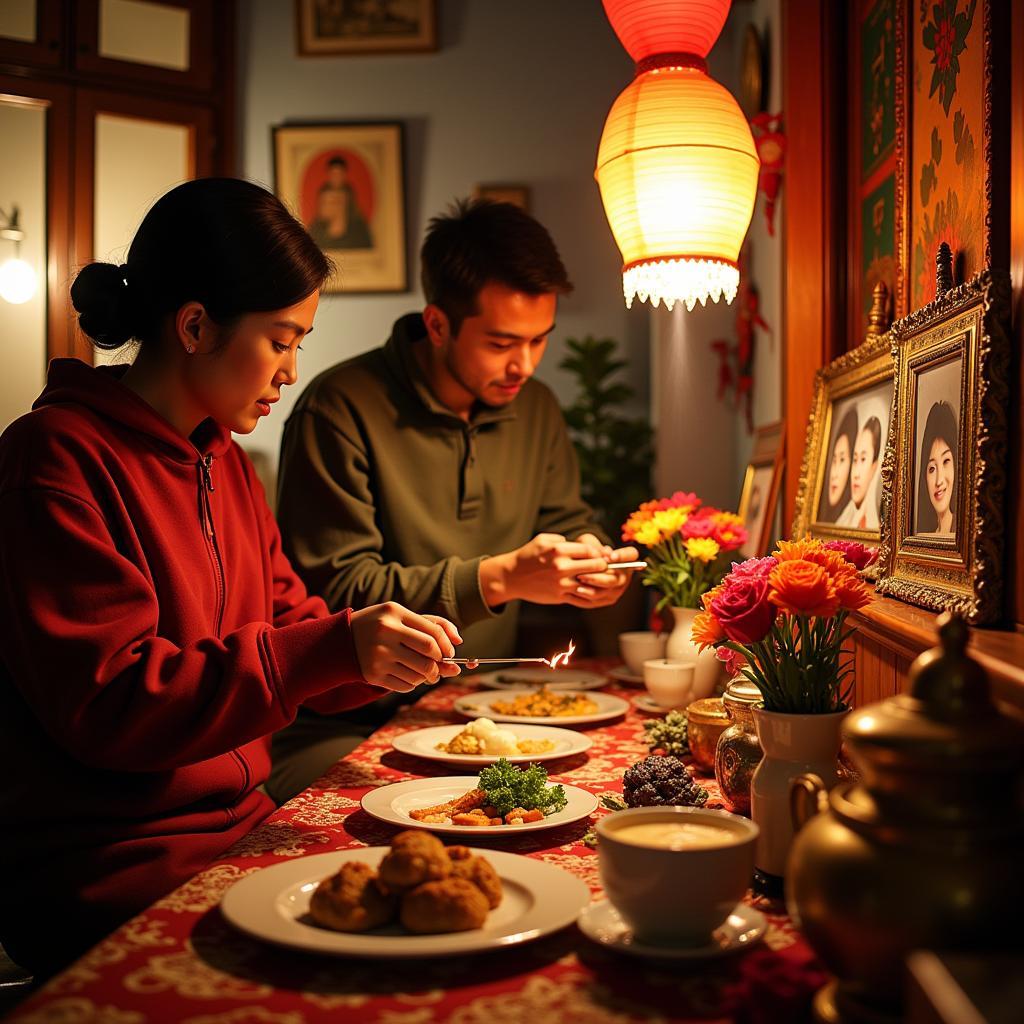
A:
[791, 284, 894, 572]
[295, 0, 437, 56]
[876, 264, 1011, 624]
[737, 421, 785, 560]
[472, 184, 531, 213]
[273, 122, 407, 294]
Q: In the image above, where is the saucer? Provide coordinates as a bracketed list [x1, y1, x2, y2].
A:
[578, 900, 766, 959]
[632, 693, 686, 714]
[606, 664, 645, 687]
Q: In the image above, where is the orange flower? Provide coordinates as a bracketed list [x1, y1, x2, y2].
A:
[768, 559, 839, 618]
[691, 609, 725, 648]
[833, 570, 873, 612]
[701, 584, 726, 611]
[774, 538, 819, 562]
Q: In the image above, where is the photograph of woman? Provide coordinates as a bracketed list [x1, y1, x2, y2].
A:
[912, 358, 962, 538]
[835, 389, 889, 530]
[816, 405, 858, 523]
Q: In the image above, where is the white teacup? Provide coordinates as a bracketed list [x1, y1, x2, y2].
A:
[597, 806, 758, 945]
[618, 631, 667, 676]
[642, 658, 695, 708]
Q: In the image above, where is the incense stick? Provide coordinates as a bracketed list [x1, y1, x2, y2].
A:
[440, 657, 551, 665]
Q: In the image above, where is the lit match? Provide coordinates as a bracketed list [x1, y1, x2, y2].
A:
[442, 639, 577, 668]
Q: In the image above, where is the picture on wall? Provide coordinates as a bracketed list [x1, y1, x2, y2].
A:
[792, 285, 894, 571]
[895, 0, 999, 315]
[295, 0, 437, 56]
[737, 421, 785, 560]
[877, 263, 1011, 624]
[273, 122, 407, 294]
[472, 184, 531, 213]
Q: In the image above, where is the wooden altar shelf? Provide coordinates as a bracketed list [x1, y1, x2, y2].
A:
[850, 596, 1024, 720]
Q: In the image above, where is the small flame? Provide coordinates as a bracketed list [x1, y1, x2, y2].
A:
[545, 639, 576, 670]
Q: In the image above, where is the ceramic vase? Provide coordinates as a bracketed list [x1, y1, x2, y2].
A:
[665, 606, 721, 699]
[749, 707, 847, 886]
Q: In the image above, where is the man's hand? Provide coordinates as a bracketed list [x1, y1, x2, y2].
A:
[480, 533, 637, 609]
[350, 602, 463, 691]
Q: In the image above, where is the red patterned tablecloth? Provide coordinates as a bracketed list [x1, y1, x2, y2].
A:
[8, 660, 828, 1024]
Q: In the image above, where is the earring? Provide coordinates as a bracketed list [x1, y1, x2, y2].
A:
[185, 343, 195, 354]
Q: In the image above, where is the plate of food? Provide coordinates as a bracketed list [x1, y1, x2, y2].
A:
[453, 686, 629, 725]
[221, 832, 591, 958]
[473, 667, 609, 691]
[361, 759, 598, 835]
[392, 718, 592, 766]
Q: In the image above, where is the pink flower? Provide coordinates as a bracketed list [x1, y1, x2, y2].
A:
[728, 557, 778, 580]
[822, 540, 878, 571]
[681, 516, 717, 540]
[715, 645, 747, 676]
[709, 577, 777, 645]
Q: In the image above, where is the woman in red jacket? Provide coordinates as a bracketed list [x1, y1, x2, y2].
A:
[0, 178, 463, 979]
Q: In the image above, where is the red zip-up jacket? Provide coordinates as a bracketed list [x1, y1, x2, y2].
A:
[0, 358, 381, 975]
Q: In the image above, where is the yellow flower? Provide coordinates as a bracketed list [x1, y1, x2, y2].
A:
[651, 507, 688, 536]
[685, 537, 720, 563]
[633, 520, 664, 547]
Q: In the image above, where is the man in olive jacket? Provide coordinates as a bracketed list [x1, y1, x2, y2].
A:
[271, 199, 637, 801]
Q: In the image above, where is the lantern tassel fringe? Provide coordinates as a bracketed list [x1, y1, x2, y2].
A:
[623, 258, 739, 312]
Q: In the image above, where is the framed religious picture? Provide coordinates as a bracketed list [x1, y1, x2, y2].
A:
[273, 122, 407, 293]
[792, 283, 895, 574]
[295, 0, 437, 56]
[472, 184, 531, 213]
[876, 260, 1011, 624]
[737, 421, 785, 560]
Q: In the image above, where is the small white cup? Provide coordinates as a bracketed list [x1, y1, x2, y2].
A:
[597, 806, 758, 945]
[618, 631, 667, 676]
[642, 658, 695, 708]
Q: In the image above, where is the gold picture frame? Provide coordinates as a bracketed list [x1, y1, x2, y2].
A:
[295, 0, 437, 56]
[272, 122, 407, 294]
[791, 284, 895, 575]
[876, 261, 1011, 624]
[737, 421, 785, 560]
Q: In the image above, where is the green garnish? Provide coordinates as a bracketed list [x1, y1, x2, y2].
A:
[478, 758, 568, 817]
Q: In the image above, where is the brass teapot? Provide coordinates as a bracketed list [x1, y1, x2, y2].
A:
[786, 613, 1024, 1023]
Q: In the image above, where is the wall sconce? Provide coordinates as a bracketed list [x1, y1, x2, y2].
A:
[595, 0, 760, 313]
[0, 205, 38, 305]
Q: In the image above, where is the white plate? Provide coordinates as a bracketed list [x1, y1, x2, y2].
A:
[453, 689, 630, 726]
[473, 668, 608, 691]
[392, 724, 593, 767]
[578, 900, 767, 959]
[605, 664, 645, 687]
[221, 847, 590, 958]
[632, 693, 686, 714]
[361, 776, 598, 835]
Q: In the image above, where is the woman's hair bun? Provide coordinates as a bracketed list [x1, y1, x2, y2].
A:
[70, 261, 136, 350]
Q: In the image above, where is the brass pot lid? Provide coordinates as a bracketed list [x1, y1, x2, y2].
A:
[723, 678, 762, 709]
[686, 697, 728, 724]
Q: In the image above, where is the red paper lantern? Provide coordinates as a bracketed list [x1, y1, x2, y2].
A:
[601, 0, 732, 61]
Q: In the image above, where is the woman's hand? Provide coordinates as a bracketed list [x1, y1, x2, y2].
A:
[350, 602, 463, 692]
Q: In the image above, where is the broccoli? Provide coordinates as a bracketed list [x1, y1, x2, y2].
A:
[478, 758, 568, 817]
[643, 710, 690, 757]
[622, 755, 709, 808]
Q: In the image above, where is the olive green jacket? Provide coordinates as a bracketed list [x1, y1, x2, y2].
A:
[277, 313, 605, 659]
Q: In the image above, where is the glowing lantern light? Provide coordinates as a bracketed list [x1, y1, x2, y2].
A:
[596, 0, 759, 312]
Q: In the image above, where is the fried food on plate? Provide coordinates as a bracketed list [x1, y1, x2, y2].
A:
[308, 860, 397, 933]
[400, 877, 489, 933]
[408, 787, 486, 823]
[448, 846, 503, 909]
[377, 830, 452, 891]
[489, 686, 598, 718]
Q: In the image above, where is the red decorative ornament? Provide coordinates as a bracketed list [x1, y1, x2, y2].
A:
[710, 243, 771, 433]
[601, 0, 732, 61]
[750, 112, 786, 237]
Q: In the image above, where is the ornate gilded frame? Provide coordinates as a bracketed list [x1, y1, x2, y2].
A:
[791, 284, 894, 575]
[737, 421, 785, 559]
[876, 265, 1011, 624]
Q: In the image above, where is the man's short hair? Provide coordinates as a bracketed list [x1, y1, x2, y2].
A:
[420, 198, 573, 334]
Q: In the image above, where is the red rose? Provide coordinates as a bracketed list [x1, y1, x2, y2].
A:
[681, 515, 717, 540]
[710, 577, 777, 644]
[822, 540, 878, 571]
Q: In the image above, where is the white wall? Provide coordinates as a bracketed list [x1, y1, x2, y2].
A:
[0, 101, 47, 430]
[238, 0, 649, 472]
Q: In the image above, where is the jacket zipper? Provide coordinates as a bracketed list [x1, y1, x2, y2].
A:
[197, 453, 250, 805]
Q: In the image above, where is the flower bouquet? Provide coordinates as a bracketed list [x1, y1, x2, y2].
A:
[621, 491, 749, 611]
[692, 539, 877, 714]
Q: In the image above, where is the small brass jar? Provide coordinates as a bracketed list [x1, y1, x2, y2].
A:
[714, 678, 763, 814]
[685, 697, 728, 773]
